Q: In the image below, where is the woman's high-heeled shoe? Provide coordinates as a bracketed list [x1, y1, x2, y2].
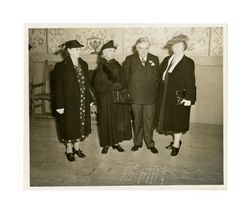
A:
[101, 146, 109, 154]
[165, 142, 174, 149]
[170, 141, 182, 156]
[65, 152, 75, 162]
[73, 147, 86, 158]
[112, 144, 125, 152]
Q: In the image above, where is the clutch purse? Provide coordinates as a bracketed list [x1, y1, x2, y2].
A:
[112, 89, 131, 104]
[176, 89, 186, 106]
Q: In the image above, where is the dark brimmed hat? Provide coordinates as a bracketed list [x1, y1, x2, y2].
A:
[100, 40, 117, 53]
[164, 34, 189, 50]
[59, 39, 84, 49]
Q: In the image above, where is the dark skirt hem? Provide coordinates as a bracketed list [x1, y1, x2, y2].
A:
[156, 129, 188, 135]
[60, 134, 89, 144]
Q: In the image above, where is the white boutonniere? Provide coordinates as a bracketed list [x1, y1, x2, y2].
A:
[149, 60, 155, 66]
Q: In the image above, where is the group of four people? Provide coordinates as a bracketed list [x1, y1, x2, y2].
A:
[53, 34, 196, 162]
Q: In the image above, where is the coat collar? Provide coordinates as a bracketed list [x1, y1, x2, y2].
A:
[167, 53, 185, 73]
[162, 55, 186, 80]
[64, 56, 75, 71]
[64, 56, 84, 71]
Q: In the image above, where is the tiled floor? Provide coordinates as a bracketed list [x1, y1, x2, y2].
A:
[29, 119, 223, 186]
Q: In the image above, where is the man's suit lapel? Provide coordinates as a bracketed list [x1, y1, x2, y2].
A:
[134, 52, 150, 69]
[132, 52, 143, 71]
[145, 53, 153, 68]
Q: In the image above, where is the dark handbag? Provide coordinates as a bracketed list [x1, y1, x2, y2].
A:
[176, 89, 186, 106]
[112, 89, 131, 104]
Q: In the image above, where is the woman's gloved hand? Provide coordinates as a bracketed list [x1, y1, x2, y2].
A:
[179, 99, 191, 106]
[56, 108, 64, 114]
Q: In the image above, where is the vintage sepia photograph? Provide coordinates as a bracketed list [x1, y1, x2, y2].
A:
[26, 25, 225, 187]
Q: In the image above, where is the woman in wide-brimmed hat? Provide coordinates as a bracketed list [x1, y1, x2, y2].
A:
[156, 34, 196, 156]
[53, 40, 92, 162]
[93, 40, 132, 154]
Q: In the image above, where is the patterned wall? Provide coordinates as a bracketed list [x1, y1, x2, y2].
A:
[29, 26, 223, 56]
[47, 28, 67, 53]
[29, 29, 47, 53]
[123, 27, 212, 56]
[66, 28, 123, 55]
[210, 27, 223, 56]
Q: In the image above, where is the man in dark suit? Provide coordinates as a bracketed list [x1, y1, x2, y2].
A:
[123, 37, 160, 154]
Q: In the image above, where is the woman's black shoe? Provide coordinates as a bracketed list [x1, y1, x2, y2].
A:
[65, 152, 75, 162]
[170, 141, 182, 156]
[170, 147, 179, 156]
[112, 144, 125, 152]
[150, 147, 158, 154]
[165, 142, 174, 149]
[101, 146, 109, 154]
[73, 148, 86, 158]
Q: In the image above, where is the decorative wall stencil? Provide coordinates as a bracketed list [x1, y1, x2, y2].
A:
[28, 29, 47, 53]
[86, 37, 104, 54]
[161, 27, 210, 56]
[28, 27, 223, 57]
[210, 27, 223, 56]
[124, 27, 169, 56]
[65, 28, 123, 55]
[47, 28, 67, 53]
[123, 27, 211, 56]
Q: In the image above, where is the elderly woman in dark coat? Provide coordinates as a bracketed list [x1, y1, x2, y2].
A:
[54, 40, 91, 162]
[93, 40, 132, 154]
[156, 34, 196, 156]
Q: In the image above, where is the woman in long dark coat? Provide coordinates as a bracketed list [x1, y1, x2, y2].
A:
[54, 40, 91, 162]
[93, 40, 132, 154]
[156, 34, 196, 156]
